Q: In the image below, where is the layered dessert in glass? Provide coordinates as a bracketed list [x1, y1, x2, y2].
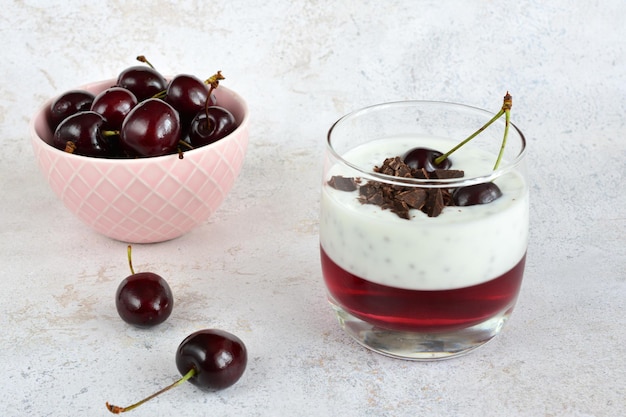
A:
[320, 101, 528, 360]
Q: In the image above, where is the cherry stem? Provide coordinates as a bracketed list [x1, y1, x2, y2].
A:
[434, 110, 504, 165]
[204, 71, 225, 93]
[106, 368, 197, 414]
[178, 140, 194, 150]
[103, 130, 120, 137]
[196, 71, 225, 132]
[493, 93, 512, 170]
[204, 71, 224, 119]
[434, 92, 513, 169]
[136, 55, 155, 69]
[127, 245, 135, 275]
[64, 141, 76, 154]
[177, 140, 194, 160]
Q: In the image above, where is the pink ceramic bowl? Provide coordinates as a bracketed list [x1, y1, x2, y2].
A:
[30, 79, 249, 243]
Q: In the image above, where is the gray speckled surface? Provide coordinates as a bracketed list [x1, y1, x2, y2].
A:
[1, 1, 624, 416]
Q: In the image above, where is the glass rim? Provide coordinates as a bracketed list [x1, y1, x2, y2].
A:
[326, 100, 527, 188]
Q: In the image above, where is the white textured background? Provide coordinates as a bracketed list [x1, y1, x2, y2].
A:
[1, 1, 625, 416]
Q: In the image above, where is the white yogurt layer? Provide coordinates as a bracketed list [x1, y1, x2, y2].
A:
[320, 136, 529, 291]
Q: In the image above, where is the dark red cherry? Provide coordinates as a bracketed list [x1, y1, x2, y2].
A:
[105, 328, 247, 413]
[185, 106, 236, 148]
[115, 272, 174, 327]
[176, 329, 248, 391]
[116, 65, 168, 101]
[90, 87, 138, 130]
[52, 111, 113, 157]
[120, 98, 181, 157]
[165, 74, 216, 124]
[453, 182, 502, 206]
[114, 245, 173, 327]
[402, 147, 451, 172]
[46, 90, 95, 132]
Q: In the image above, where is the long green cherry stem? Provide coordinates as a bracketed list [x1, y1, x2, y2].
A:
[106, 368, 197, 414]
[493, 94, 512, 170]
[127, 245, 135, 275]
[434, 92, 512, 170]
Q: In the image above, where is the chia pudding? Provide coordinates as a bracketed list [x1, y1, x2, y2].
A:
[320, 135, 529, 332]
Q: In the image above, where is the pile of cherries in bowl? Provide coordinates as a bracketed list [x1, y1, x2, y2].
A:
[47, 56, 237, 159]
[31, 56, 249, 244]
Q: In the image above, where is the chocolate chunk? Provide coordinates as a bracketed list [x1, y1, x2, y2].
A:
[392, 199, 411, 219]
[328, 176, 357, 191]
[423, 189, 445, 217]
[375, 157, 413, 178]
[388, 157, 413, 178]
[373, 158, 394, 176]
[441, 188, 454, 206]
[330, 152, 466, 218]
[396, 188, 427, 210]
[359, 183, 385, 206]
[413, 168, 430, 179]
[432, 169, 465, 179]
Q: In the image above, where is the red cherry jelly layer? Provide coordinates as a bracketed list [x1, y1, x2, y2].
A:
[321, 246, 525, 333]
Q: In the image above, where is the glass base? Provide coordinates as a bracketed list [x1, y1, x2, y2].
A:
[329, 299, 515, 361]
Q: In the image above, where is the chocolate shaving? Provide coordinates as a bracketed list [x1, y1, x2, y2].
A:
[330, 154, 465, 218]
[397, 189, 427, 210]
[432, 169, 464, 179]
[328, 176, 358, 191]
[413, 168, 430, 179]
[423, 189, 445, 217]
[359, 183, 385, 206]
[374, 157, 407, 178]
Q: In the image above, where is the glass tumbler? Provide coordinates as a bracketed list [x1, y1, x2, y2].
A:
[319, 100, 528, 360]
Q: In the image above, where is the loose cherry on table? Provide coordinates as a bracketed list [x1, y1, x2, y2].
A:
[106, 329, 247, 414]
[115, 245, 173, 327]
[176, 329, 248, 391]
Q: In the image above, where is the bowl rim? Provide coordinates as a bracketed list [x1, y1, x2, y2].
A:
[30, 78, 250, 163]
